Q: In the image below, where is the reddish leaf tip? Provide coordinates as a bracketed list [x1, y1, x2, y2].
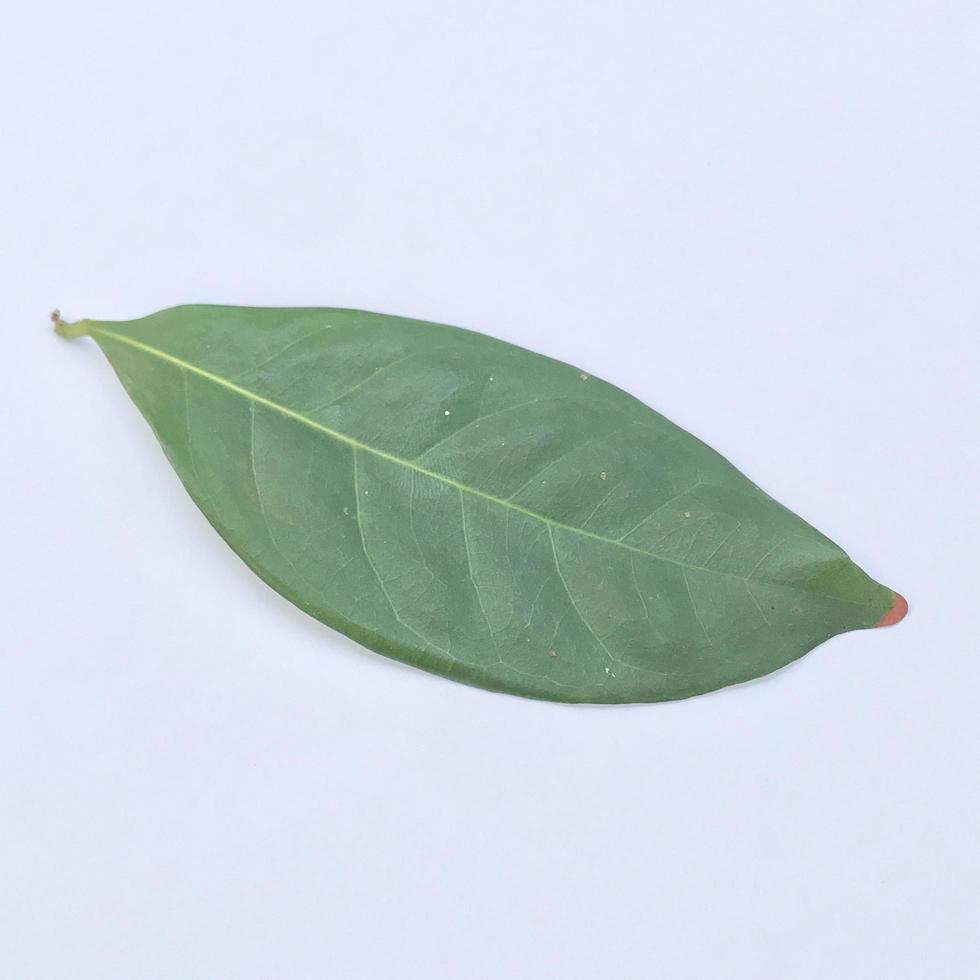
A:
[876, 591, 908, 628]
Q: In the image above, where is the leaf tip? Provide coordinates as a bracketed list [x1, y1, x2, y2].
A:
[876, 591, 908, 628]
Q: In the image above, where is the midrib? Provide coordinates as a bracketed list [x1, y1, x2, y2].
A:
[94, 325, 876, 604]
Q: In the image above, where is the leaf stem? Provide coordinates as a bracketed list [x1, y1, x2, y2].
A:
[51, 309, 92, 339]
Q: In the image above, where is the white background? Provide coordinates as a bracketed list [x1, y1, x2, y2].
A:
[2, 3, 977, 978]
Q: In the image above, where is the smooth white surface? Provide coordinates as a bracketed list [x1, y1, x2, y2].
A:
[2, 3, 977, 977]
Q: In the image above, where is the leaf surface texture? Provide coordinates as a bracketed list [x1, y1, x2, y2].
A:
[72, 305, 897, 702]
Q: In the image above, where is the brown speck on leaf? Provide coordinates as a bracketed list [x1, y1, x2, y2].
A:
[547, 649, 558, 658]
[683, 511, 691, 518]
[793, 606, 802, 615]
[599, 471, 607, 480]
[579, 372, 589, 381]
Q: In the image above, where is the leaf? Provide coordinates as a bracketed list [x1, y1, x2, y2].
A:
[55, 305, 906, 703]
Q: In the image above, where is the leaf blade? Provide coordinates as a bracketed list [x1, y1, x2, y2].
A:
[81, 305, 897, 702]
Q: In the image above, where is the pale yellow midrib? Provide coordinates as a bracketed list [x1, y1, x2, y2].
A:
[93, 325, 872, 603]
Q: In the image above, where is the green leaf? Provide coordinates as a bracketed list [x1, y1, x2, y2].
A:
[56, 305, 904, 703]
